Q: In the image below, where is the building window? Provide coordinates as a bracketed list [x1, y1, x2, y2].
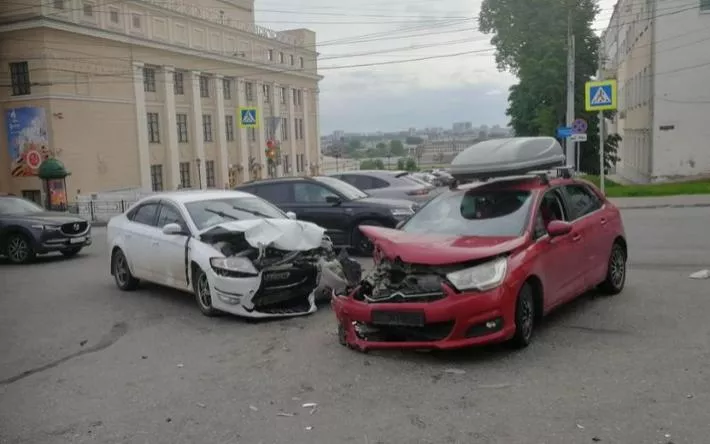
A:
[245, 82, 253, 101]
[203, 114, 213, 142]
[248, 127, 256, 141]
[263, 84, 270, 102]
[179, 162, 191, 188]
[205, 161, 216, 188]
[281, 117, 288, 140]
[82, 1, 93, 16]
[296, 89, 302, 106]
[292, 89, 298, 105]
[299, 57, 304, 68]
[143, 67, 156, 92]
[150, 165, 163, 191]
[223, 78, 231, 99]
[283, 155, 290, 174]
[176, 113, 188, 142]
[294, 118, 299, 139]
[199, 75, 210, 97]
[147, 112, 160, 143]
[173, 71, 184, 95]
[131, 13, 141, 29]
[279, 87, 286, 104]
[225, 115, 235, 141]
[299, 119, 304, 140]
[109, 8, 119, 23]
[290, 55, 294, 65]
[702, 0, 710, 11]
[53, 0, 65, 9]
[268, 49, 274, 61]
[9, 62, 31, 96]
[279, 52, 284, 63]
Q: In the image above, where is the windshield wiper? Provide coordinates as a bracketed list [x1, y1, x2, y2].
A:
[205, 208, 238, 220]
[231, 205, 274, 219]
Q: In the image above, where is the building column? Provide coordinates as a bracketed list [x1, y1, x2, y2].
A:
[302, 88, 312, 176]
[271, 83, 283, 177]
[311, 89, 321, 175]
[131, 61, 151, 191]
[235, 78, 249, 181]
[162, 66, 180, 190]
[255, 80, 267, 177]
[286, 86, 297, 176]
[214, 74, 229, 188]
[189, 71, 206, 188]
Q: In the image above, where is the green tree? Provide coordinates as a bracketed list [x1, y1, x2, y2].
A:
[405, 157, 419, 172]
[389, 140, 405, 156]
[405, 136, 423, 145]
[346, 139, 361, 157]
[360, 159, 385, 170]
[397, 158, 406, 170]
[375, 142, 389, 157]
[478, 0, 617, 172]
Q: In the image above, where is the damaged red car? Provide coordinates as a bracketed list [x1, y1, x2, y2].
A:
[332, 137, 628, 352]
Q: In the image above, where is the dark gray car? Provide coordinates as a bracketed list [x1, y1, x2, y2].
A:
[329, 170, 436, 204]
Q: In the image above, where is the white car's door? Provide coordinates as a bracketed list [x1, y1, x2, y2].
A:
[151, 201, 192, 291]
[123, 201, 162, 280]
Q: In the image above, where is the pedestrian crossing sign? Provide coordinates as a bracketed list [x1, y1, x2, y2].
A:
[585, 79, 617, 111]
[239, 107, 259, 128]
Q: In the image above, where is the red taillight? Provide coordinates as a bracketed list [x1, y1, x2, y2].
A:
[407, 188, 429, 196]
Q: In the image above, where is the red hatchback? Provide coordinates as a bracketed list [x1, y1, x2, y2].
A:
[332, 174, 627, 352]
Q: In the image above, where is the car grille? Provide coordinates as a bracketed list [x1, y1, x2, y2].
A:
[355, 321, 455, 342]
[60, 221, 89, 235]
[252, 263, 319, 309]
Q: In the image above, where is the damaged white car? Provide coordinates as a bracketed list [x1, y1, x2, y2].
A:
[107, 190, 360, 318]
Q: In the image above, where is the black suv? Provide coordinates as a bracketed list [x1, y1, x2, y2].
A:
[235, 176, 417, 254]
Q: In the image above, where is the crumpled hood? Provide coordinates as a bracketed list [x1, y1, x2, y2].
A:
[199, 218, 326, 251]
[359, 225, 526, 265]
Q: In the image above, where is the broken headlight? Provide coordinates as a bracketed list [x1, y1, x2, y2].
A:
[446, 256, 507, 292]
[210, 257, 258, 278]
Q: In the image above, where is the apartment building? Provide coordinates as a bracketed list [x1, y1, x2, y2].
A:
[0, 0, 322, 200]
[602, 0, 710, 183]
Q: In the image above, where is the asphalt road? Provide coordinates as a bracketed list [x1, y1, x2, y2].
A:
[1, 207, 709, 444]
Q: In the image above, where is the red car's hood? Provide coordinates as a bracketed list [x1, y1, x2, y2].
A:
[359, 225, 526, 265]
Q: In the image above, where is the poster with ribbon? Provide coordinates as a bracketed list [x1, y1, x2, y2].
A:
[5, 107, 51, 177]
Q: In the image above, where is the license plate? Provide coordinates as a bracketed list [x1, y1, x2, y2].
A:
[69, 236, 85, 244]
[371, 310, 425, 327]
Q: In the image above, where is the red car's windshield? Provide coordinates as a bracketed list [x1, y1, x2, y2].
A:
[401, 188, 533, 237]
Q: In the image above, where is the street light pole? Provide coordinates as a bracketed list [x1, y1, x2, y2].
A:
[195, 158, 202, 189]
[565, 7, 576, 169]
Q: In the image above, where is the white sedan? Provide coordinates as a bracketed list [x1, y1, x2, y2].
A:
[107, 190, 356, 318]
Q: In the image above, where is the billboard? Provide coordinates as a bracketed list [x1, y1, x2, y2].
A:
[5, 106, 51, 177]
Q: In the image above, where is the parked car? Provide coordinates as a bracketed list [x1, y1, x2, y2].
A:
[235, 176, 417, 255]
[329, 170, 434, 203]
[332, 137, 628, 352]
[107, 190, 358, 318]
[0, 194, 92, 264]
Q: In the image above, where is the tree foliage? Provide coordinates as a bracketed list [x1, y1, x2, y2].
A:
[479, 0, 618, 172]
[405, 136, 424, 145]
[360, 159, 385, 170]
[389, 140, 405, 156]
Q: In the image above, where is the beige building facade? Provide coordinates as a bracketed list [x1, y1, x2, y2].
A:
[0, 0, 322, 202]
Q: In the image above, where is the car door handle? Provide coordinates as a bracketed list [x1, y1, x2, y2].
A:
[572, 233, 582, 242]
[600, 217, 608, 225]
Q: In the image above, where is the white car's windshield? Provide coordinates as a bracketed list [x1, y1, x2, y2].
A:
[314, 176, 368, 200]
[185, 196, 286, 230]
[401, 188, 533, 237]
[0, 197, 45, 214]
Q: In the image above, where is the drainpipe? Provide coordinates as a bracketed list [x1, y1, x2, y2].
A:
[648, 0, 656, 181]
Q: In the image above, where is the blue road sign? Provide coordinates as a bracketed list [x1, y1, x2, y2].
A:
[572, 118, 587, 134]
[556, 126, 573, 139]
[239, 107, 259, 128]
[585, 79, 617, 111]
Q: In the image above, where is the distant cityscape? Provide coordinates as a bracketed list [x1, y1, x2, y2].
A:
[319, 122, 514, 173]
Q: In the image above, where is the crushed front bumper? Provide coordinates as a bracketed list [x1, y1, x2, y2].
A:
[331, 284, 517, 351]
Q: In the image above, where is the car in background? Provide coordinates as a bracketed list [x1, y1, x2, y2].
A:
[329, 170, 434, 203]
[0, 194, 92, 264]
[332, 137, 628, 352]
[107, 190, 358, 318]
[235, 176, 417, 255]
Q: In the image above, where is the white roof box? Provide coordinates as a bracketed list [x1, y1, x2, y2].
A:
[449, 137, 566, 181]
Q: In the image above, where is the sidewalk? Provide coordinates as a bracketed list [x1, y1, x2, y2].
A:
[610, 194, 710, 209]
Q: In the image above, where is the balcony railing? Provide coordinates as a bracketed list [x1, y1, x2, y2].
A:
[140, 0, 303, 46]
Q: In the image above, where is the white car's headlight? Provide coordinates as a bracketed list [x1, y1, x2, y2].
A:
[390, 208, 414, 218]
[210, 257, 258, 277]
[446, 256, 508, 292]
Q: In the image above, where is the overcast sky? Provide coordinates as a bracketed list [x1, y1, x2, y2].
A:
[256, 0, 618, 134]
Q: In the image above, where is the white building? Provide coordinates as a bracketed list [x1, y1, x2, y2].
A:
[603, 0, 710, 183]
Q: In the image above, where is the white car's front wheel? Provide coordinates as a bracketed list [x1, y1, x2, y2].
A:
[193, 267, 221, 317]
[112, 248, 139, 291]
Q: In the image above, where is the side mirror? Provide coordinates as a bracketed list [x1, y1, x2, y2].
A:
[325, 196, 341, 205]
[395, 220, 406, 229]
[162, 223, 184, 235]
[547, 220, 572, 237]
[286, 211, 297, 220]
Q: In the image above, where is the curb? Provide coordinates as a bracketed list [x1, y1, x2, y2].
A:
[618, 203, 710, 210]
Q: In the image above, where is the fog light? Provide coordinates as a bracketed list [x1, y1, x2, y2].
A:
[486, 321, 497, 329]
[217, 294, 241, 304]
[465, 317, 504, 338]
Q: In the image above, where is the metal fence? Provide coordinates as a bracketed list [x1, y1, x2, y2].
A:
[67, 200, 137, 223]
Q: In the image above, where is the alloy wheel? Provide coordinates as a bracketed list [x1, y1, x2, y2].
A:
[114, 253, 129, 286]
[610, 246, 626, 289]
[519, 292, 534, 341]
[197, 273, 212, 308]
[8, 236, 29, 263]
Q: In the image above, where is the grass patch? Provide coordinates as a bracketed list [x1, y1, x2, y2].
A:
[580, 175, 710, 197]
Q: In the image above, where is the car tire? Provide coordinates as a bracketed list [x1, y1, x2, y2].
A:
[193, 267, 221, 317]
[61, 247, 83, 258]
[112, 249, 139, 291]
[599, 242, 626, 295]
[510, 283, 536, 349]
[351, 220, 383, 256]
[5, 233, 35, 264]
